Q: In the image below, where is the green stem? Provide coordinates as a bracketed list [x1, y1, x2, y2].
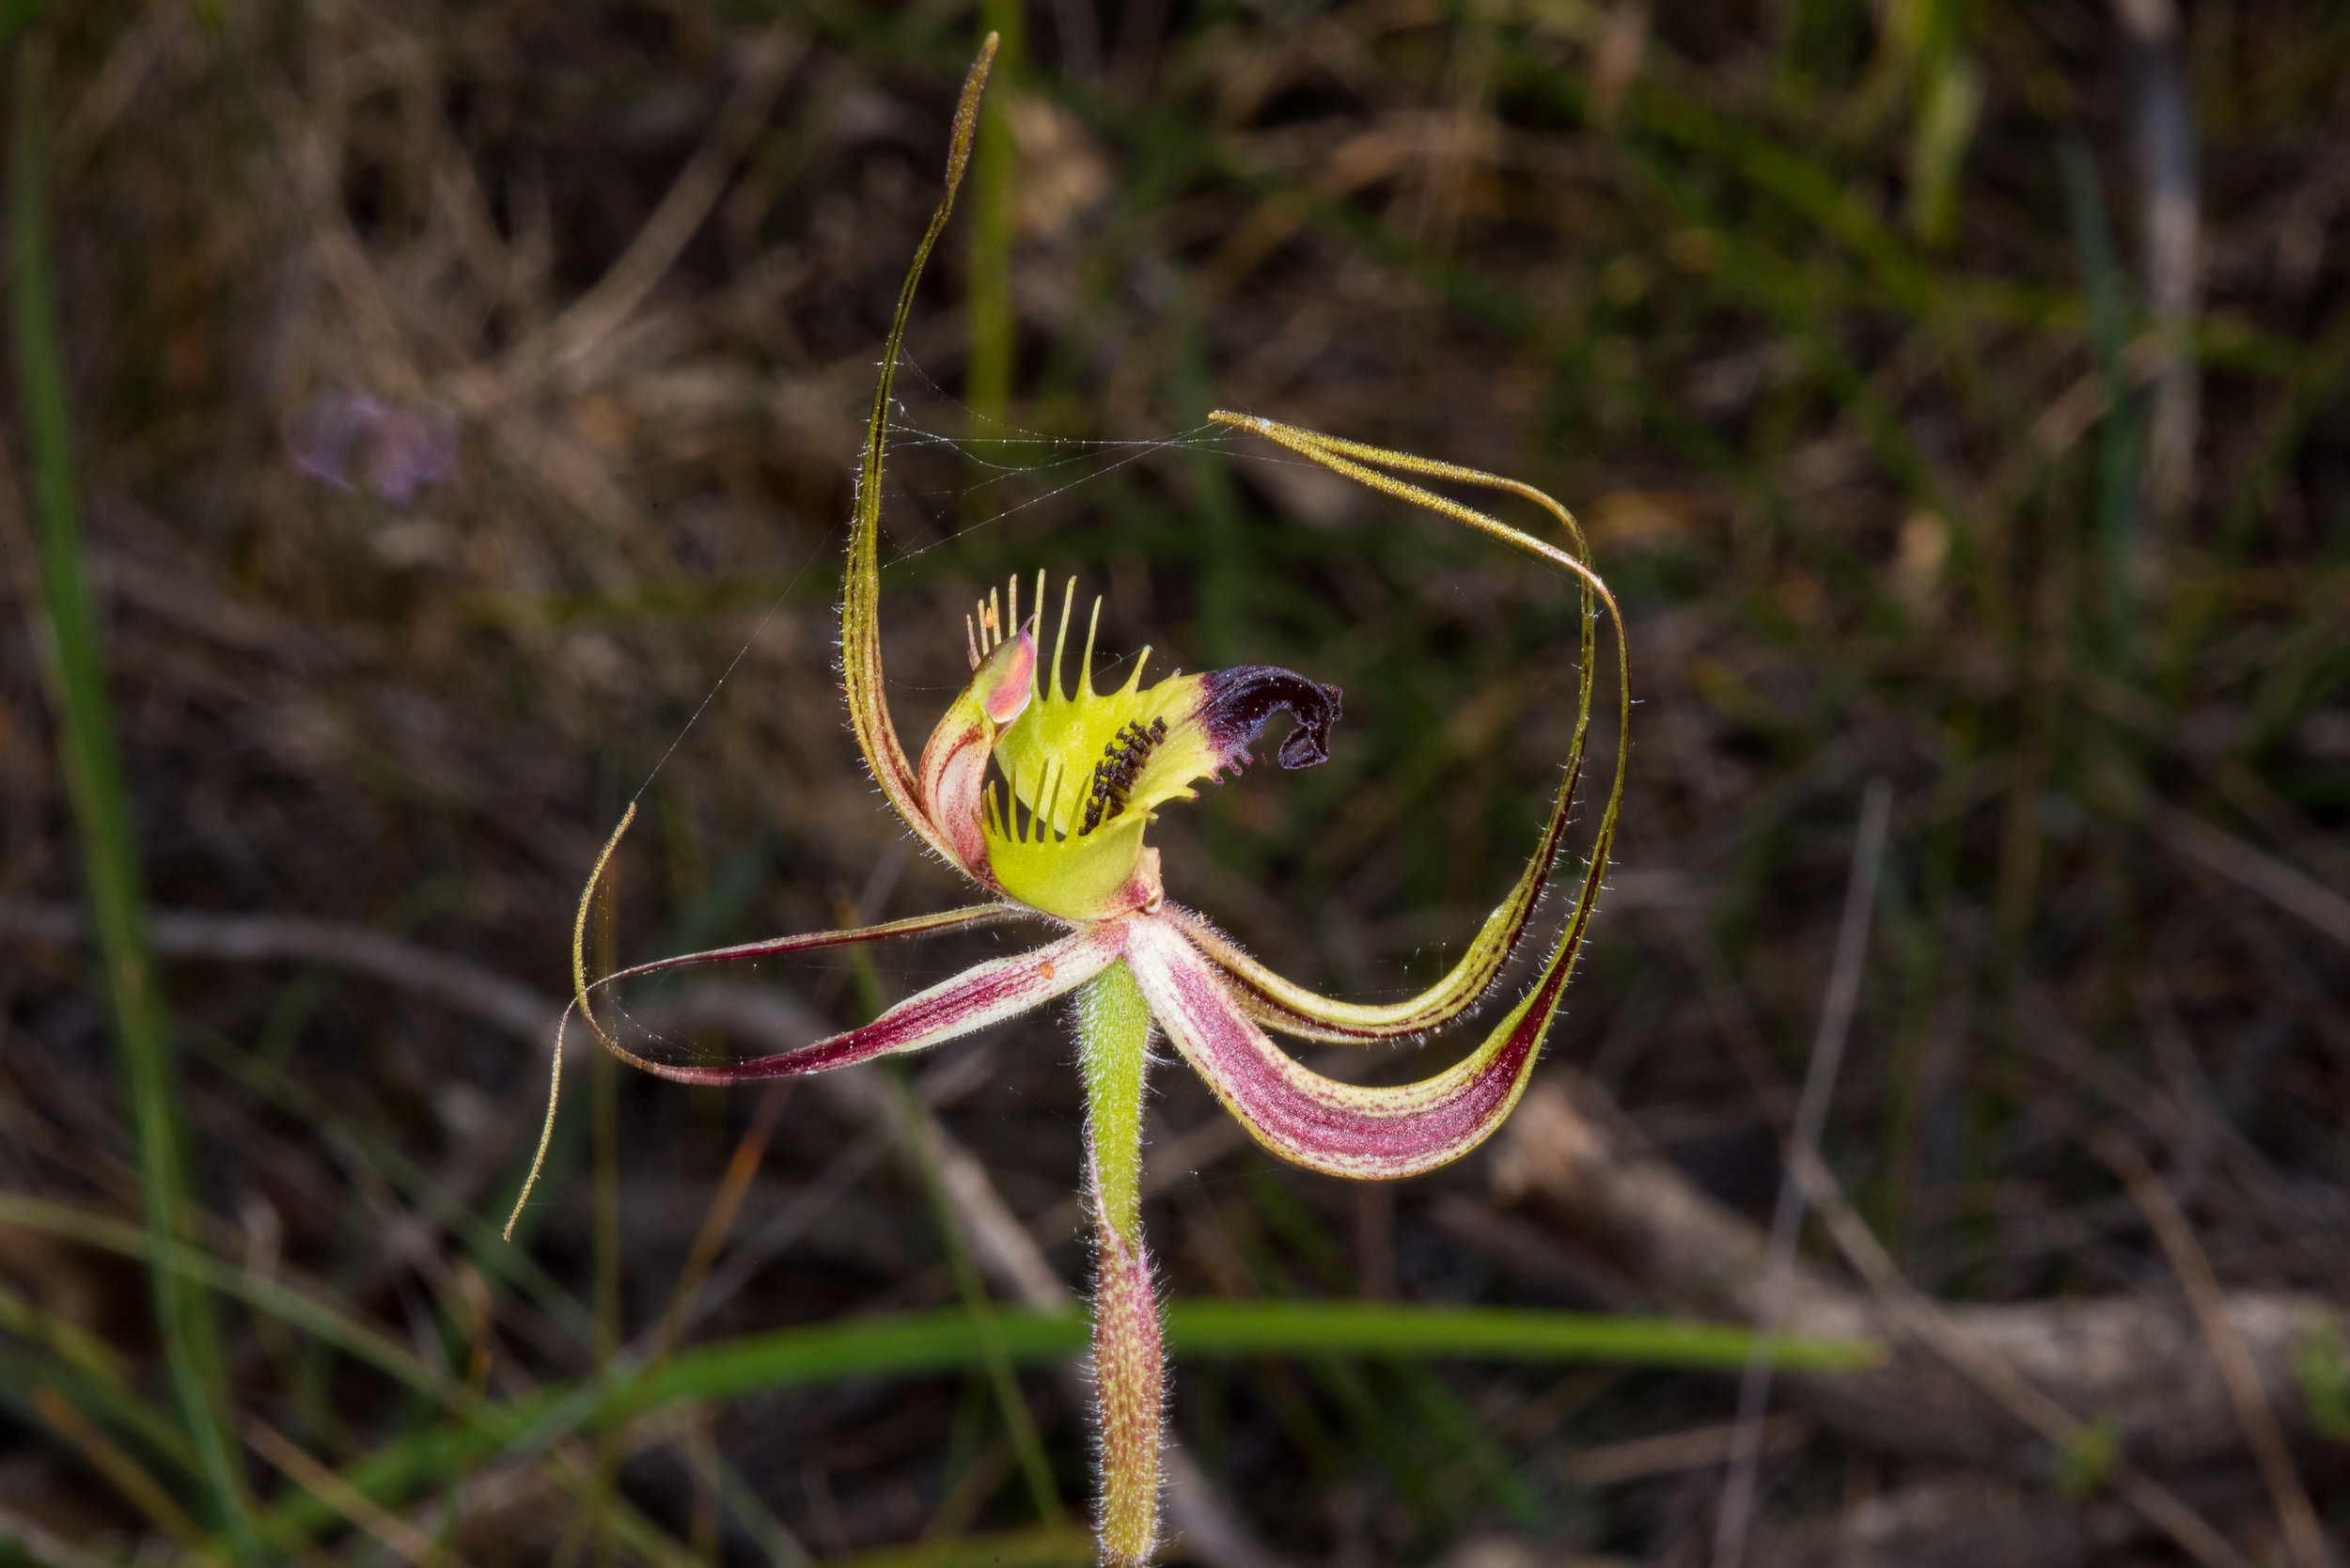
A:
[1073, 961, 1160, 1567]
[8, 37, 257, 1559]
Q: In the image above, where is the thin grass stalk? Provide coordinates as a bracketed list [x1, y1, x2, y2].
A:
[887, 1066, 1068, 1531]
[2058, 139, 2142, 661]
[31, 1387, 205, 1546]
[1711, 779, 1893, 1568]
[184, 1023, 602, 1347]
[593, 859, 624, 1566]
[0, 1194, 436, 1390]
[8, 37, 258, 1560]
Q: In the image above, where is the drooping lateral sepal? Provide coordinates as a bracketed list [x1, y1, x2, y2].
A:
[1174, 409, 1627, 1047]
[507, 797, 1042, 1238]
[587, 919, 1126, 1085]
[1159, 738, 1576, 1043]
[1125, 914, 1571, 1179]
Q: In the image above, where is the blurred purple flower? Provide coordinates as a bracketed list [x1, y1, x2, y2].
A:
[284, 391, 458, 503]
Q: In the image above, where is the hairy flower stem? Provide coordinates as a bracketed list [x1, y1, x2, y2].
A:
[1075, 960, 1161, 1565]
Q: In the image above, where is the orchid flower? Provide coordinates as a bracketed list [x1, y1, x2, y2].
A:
[507, 40, 1628, 1566]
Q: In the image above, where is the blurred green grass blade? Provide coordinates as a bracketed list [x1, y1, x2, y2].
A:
[712, 1446, 814, 1568]
[2060, 137, 2143, 644]
[183, 1021, 602, 1347]
[887, 1070, 1064, 1529]
[830, 1527, 1097, 1568]
[1389, 1358, 1547, 1530]
[7, 38, 257, 1560]
[0, 1278, 209, 1487]
[0, 1194, 439, 1395]
[0, 1342, 198, 1484]
[1161, 1300, 1879, 1370]
[243, 1301, 1877, 1545]
[620, 1301, 1874, 1440]
[1908, 48, 1984, 250]
[625, 1307, 1089, 1411]
[0, 0, 55, 52]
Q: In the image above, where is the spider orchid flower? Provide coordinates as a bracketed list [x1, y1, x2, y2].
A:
[507, 40, 1628, 1567]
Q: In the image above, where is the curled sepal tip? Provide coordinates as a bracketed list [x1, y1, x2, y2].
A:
[1184, 410, 1627, 1047]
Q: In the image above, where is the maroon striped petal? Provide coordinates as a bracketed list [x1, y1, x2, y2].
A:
[582, 920, 1126, 1086]
[509, 795, 1040, 1238]
[916, 613, 1036, 882]
[1124, 914, 1559, 1179]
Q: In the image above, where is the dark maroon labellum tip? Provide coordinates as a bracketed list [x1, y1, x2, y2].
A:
[1199, 666, 1342, 771]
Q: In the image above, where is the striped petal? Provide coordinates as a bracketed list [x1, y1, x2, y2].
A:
[584, 920, 1124, 1085]
[841, 43, 997, 874]
[507, 792, 1039, 1237]
[1125, 913, 1579, 1180]
[1177, 412, 1629, 1044]
[916, 609, 1037, 881]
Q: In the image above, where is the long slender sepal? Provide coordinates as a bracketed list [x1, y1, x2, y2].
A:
[592, 921, 1123, 1085]
[504, 798, 1038, 1238]
[1127, 914, 1588, 1180]
[842, 39, 999, 871]
[503, 801, 642, 1241]
[583, 902, 1033, 991]
[1191, 412, 1627, 1044]
[1074, 961, 1163, 1567]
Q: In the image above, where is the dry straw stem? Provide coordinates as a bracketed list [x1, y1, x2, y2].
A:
[243, 1415, 480, 1568]
[1781, 1145, 2258, 1568]
[1711, 777, 1891, 1568]
[1489, 1074, 2323, 1568]
[2091, 1129, 2328, 1568]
